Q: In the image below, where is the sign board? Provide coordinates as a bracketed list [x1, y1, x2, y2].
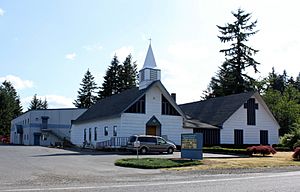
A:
[181, 133, 203, 160]
[133, 141, 140, 148]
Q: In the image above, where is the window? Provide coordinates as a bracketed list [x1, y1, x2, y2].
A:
[234, 129, 244, 145]
[193, 129, 220, 145]
[113, 126, 117, 137]
[161, 95, 180, 116]
[104, 126, 108, 136]
[138, 137, 156, 143]
[84, 129, 87, 141]
[88, 128, 92, 142]
[41, 116, 49, 129]
[157, 138, 166, 144]
[94, 127, 97, 141]
[125, 95, 146, 113]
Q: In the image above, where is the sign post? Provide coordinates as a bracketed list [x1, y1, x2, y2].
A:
[133, 141, 140, 159]
[181, 133, 203, 160]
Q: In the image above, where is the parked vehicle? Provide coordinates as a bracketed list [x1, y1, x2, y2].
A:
[126, 135, 176, 154]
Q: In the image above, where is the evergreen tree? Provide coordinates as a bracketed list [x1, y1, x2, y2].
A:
[0, 81, 23, 136]
[204, 9, 259, 98]
[28, 94, 48, 110]
[98, 54, 138, 99]
[119, 54, 138, 92]
[99, 55, 120, 99]
[74, 69, 98, 108]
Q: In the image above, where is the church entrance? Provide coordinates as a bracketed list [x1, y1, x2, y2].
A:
[145, 116, 161, 136]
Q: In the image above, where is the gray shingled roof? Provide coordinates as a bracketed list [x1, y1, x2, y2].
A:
[179, 91, 256, 127]
[74, 87, 147, 123]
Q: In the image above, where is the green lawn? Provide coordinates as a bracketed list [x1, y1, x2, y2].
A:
[115, 158, 202, 169]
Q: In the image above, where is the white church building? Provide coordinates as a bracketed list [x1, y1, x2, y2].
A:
[70, 44, 280, 148]
[70, 44, 193, 147]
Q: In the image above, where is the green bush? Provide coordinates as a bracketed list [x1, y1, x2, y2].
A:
[280, 123, 300, 149]
[115, 158, 202, 169]
[293, 140, 300, 149]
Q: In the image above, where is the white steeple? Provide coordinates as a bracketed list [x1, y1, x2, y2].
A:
[139, 43, 161, 90]
[142, 44, 157, 69]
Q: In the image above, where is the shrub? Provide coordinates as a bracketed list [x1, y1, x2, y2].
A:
[293, 140, 300, 149]
[292, 147, 300, 161]
[246, 145, 277, 156]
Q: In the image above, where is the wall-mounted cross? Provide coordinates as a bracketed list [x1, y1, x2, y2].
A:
[244, 98, 258, 125]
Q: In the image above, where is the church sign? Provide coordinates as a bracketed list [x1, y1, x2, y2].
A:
[181, 133, 203, 160]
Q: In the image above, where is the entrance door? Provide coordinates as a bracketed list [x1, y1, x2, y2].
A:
[234, 129, 243, 145]
[34, 134, 40, 146]
[260, 130, 268, 145]
[146, 126, 157, 136]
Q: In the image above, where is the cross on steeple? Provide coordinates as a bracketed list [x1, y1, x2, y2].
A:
[244, 98, 258, 125]
[148, 38, 152, 45]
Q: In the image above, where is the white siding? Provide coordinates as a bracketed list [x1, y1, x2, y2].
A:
[10, 109, 86, 146]
[120, 86, 192, 145]
[221, 96, 279, 145]
[70, 85, 192, 147]
[71, 117, 120, 147]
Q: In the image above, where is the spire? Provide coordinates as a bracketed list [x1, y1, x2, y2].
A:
[138, 43, 161, 90]
[142, 44, 157, 69]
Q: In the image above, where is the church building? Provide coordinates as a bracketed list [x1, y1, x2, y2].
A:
[70, 44, 279, 148]
[70, 44, 193, 147]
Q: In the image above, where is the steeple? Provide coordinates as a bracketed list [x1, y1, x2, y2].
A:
[139, 43, 161, 90]
[142, 44, 157, 69]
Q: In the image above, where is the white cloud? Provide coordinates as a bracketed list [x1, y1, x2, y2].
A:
[0, 75, 33, 90]
[111, 46, 134, 62]
[83, 43, 103, 51]
[0, 8, 4, 16]
[65, 53, 76, 60]
[22, 94, 74, 110]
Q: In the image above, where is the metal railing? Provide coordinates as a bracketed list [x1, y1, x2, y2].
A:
[96, 137, 129, 149]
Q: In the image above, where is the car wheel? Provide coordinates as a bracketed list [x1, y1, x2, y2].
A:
[140, 147, 148, 155]
[167, 147, 174, 154]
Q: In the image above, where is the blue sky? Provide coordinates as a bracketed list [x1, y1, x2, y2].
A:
[1, 0, 300, 110]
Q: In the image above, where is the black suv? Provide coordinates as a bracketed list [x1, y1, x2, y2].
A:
[126, 135, 176, 154]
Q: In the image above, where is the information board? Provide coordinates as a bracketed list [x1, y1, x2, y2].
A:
[181, 133, 203, 160]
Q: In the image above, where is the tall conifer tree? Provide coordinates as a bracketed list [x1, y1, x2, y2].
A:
[204, 9, 259, 98]
[74, 69, 98, 108]
[0, 81, 22, 136]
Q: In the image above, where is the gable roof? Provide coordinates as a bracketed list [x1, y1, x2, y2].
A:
[74, 87, 147, 124]
[179, 91, 256, 127]
[74, 80, 185, 124]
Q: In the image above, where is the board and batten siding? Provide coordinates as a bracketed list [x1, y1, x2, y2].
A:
[221, 96, 279, 145]
[71, 117, 120, 147]
[120, 85, 192, 145]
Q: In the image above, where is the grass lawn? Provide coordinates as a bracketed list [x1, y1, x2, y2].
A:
[115, 152, 300, 170]
[169, 152, 300, 170]
[115, 158, 202, 169]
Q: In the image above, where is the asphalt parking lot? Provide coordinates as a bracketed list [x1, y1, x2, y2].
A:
[0, 145, 240, 191]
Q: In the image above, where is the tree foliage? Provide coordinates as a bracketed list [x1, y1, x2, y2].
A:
[262, 69, 300, 136]
[74, 69, 98, 108]
[204, 9, 259, 98]
[98, 54, 138, 99]
[0, 81, 23, 136]
[28, 94, 48, 110]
